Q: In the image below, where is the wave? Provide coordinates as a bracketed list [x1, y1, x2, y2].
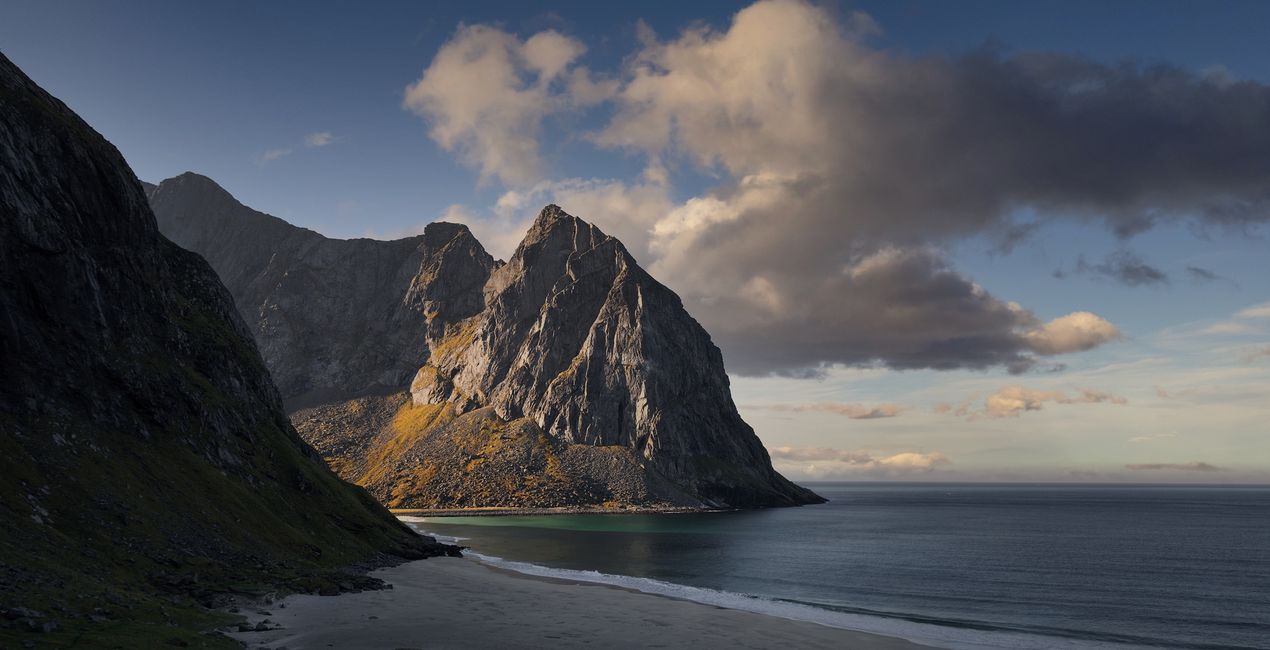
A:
[401, 521, 1153, 650]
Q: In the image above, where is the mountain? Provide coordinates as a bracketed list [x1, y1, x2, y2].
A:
[149, 190, 821, 511]
[0, 53, 456, 648]
[149, 173, 499, 410]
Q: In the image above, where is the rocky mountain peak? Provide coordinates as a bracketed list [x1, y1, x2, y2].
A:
[149, 169, 820, 510]
[418, 206, 822, 508]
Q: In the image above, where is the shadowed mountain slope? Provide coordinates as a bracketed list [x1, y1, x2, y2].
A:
[0, 53, 455, 648]
[149, 173, 498, 410]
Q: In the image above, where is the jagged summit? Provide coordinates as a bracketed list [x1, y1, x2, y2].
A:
[152, 179, 823, 509]
[417, 205, 820, 508]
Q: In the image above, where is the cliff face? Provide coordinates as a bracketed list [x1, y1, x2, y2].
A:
[149, 173, 498, 409]
[413, 206, 822, 507]
[151, 185, 821, 512]
[0, 53, 454, 647]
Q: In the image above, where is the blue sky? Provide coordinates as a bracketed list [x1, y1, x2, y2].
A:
[4, 0, 1268, 481]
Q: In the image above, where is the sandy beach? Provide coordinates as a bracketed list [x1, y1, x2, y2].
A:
[226, 556, 934, 649]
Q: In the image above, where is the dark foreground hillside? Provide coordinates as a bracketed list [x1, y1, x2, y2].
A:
[0, 52, 456, 648]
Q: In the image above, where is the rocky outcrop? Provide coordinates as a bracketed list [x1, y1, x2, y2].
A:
[149, 173, 498, 409]
[151, 177, 821, 512]
[0, 53, 456, 647]
[295, 393, 702, 509]
[414, 206, 822, 508]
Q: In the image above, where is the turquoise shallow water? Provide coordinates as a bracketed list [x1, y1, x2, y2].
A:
[404, 483, 1270, 650]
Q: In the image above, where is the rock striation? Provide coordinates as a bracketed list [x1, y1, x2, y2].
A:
[151, 185, 822, 511]
[0, 53, 455, 646]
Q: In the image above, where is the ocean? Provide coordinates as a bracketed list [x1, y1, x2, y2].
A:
[403, 483, 1270, 650]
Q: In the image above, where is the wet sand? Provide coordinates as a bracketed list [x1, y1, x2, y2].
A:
[227, 556, 936, 649]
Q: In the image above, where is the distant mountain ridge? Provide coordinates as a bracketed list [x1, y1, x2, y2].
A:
[150, 180, 823, 510]
[0, 53, 455, 647]
[149, 173, 498, 409]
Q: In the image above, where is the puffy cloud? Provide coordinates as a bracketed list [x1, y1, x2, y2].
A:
[413, 0, 1270, 375]
[403, 25, 609, 187]
[749, 402, 902, 419]
[304, 131, 335, 147]
[945, 385, 1127, 419]
[1125, 462, 1223, 472]
[1022, 311, 1122, 356]
[768, 447, 951, 476]
[592, 0, 1270, 374]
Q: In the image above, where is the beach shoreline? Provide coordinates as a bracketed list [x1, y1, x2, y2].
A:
[391, 505, 734, 517]
[225, 555, 936, 649]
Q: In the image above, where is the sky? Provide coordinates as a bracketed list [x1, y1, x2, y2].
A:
[4, 0, 1268, 483]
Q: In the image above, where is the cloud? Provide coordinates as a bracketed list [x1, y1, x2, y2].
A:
[416, 0, 1270, 376]
[1125, 462, 1224, 472]
[256, 147, 292, 165]
[1021, 311, 1121, 356]
[749, 402, 902, 419]
[1185, 265, 1219, 282]
[1199, 301, 1270, 337]
[1055, 250, 1169, 286]
[304, 131, 336, 147]
[768, 447, 951, 476]
[258, 132, 338, 165]
[1242, 344, 1270, 363]
[403, 25, 610, 186]
[1236, 302, 1270, 320]
[948, 385, 1127, 419]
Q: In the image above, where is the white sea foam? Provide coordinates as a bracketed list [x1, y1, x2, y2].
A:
[401, 521, 1146, 650]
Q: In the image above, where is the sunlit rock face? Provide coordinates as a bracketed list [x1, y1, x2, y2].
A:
[419, 206, 824, 508]
[153, 189, 822, 509]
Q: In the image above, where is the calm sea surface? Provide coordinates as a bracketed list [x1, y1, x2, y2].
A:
[405, 483, 1270, 649]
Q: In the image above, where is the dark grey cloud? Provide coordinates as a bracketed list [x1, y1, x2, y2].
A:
[1186, 265, 1219, 282]
[1058, 251, 1170, 286]
[1185, 265, 1239, 287]
[1125, 462, 1224, 472]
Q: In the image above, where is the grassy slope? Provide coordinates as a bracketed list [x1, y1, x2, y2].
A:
[0, 53, 453, 648]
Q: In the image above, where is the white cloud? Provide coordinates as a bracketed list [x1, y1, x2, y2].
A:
[403, 25, 609, 187]
[1022, 312, 1122, 355]
[944, 385, 1128, 419]
[1236, 302, 1270, 320]
[256, 147, 292, 165]
[749, 402, 901, 419]
[769, 446, 951, 478]
[305, 131, 336, 147]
